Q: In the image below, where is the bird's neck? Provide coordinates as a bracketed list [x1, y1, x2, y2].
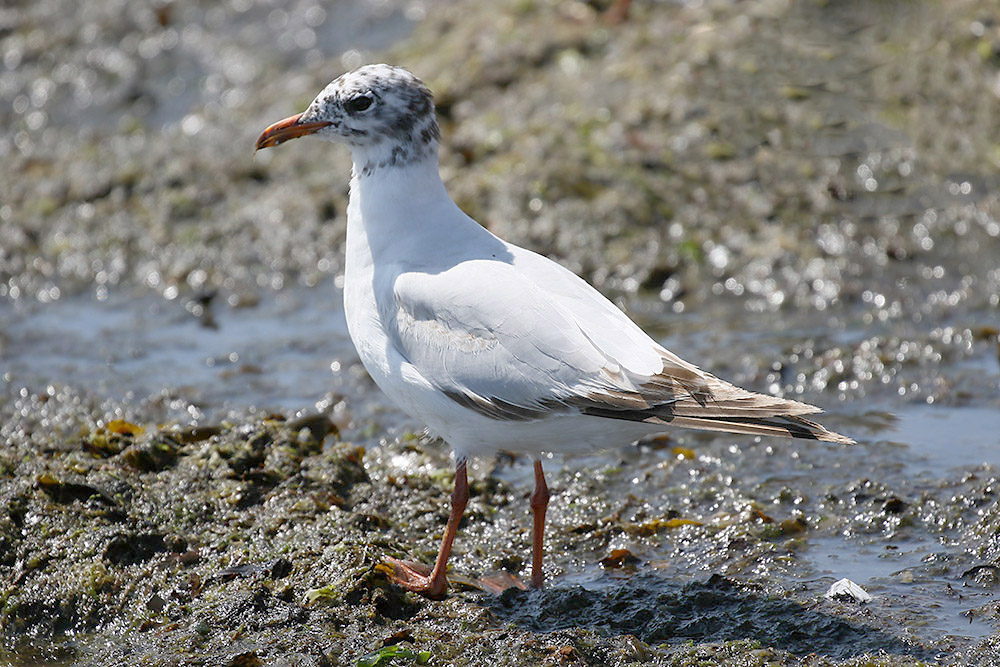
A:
[349, 130, 440, 178]
[349, 147, 448, 210]
[346, 149, 452, 257]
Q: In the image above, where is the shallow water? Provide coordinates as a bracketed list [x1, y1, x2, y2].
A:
[883, 406, 1000, 475]
[2, 288, 357, 422]
[805, 534, 991, 640]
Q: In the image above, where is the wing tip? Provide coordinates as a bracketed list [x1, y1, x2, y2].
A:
[819, 431, 856, 445]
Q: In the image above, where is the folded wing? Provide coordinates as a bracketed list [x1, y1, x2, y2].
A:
[387, 253, 853, 444]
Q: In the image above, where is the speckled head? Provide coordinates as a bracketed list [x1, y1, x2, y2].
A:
[256, 64, 440, 176]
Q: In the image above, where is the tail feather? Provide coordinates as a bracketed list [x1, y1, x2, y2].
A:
[601, 361, 856, 444]
[645, 414, 855, 444]
[582, 397, 855, 444]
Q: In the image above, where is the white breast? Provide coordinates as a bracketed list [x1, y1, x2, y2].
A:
[342, 177, 471, 443]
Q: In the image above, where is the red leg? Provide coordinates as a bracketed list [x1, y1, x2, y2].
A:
[386, 459, 469, 597]
[530, 459, 550, 589]
[604, 0, 632, 24]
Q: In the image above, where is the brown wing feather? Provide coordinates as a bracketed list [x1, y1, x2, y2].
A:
[578, 350, 854, 444]
[441, 346, 854, 444]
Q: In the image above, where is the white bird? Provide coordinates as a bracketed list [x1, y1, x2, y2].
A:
[256, 64, 853, 597]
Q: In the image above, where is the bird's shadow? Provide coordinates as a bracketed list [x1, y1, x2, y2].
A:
[481, 571, 938, 662]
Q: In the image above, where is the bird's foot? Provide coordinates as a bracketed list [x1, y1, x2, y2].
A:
[383, 557, 448, 598]
[478, 571, 529, 595]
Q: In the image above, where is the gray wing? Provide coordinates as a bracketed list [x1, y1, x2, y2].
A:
[387, 255, 852, 444]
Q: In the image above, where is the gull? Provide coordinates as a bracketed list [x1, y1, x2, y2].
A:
[256, 64, 853, 597]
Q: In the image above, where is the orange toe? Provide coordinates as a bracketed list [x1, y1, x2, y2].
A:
[383, 557, 448, 597]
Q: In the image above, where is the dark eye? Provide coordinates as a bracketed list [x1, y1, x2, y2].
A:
[344, 95, 373, 113]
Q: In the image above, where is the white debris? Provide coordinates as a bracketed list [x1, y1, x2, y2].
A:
[825, 577, 872, 603]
